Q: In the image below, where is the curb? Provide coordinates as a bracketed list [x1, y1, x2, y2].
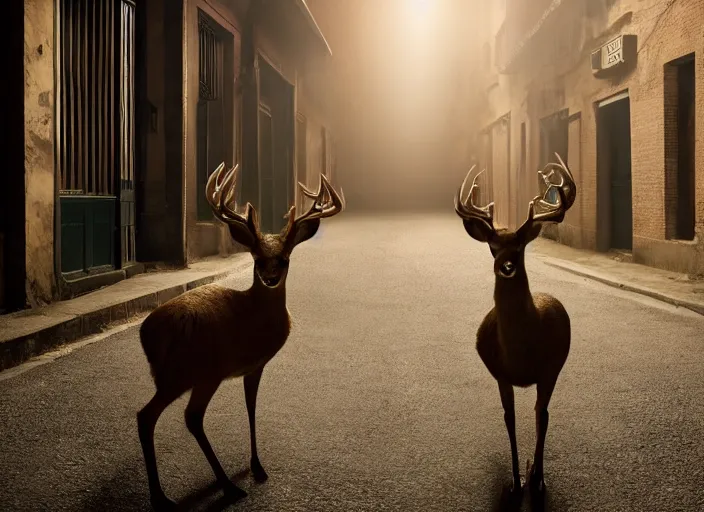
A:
[0, 258, 251, 372]
[542, 259, 704, 317]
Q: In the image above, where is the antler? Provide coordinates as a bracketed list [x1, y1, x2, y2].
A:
[205, 162, 257, 248]
[454, 165, 495, 233]
[280, 173, 345, 247]
[517, 152, 576, 233]
[295, 173, 345, 223]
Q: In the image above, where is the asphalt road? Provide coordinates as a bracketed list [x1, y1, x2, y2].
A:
[1, 215, 703, 512]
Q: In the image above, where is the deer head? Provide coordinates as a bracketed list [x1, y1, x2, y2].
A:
[455, 152, 576, 280]
[206, 162, 345, 289]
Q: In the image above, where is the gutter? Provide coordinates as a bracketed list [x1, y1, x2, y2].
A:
[293, 0, 333, 57]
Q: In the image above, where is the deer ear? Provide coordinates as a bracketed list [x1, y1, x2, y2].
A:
[228, 224, 257, 249]
[290, 218, 321, 248]
[227, 204, 259, 249]
[463, 219, 494, 243]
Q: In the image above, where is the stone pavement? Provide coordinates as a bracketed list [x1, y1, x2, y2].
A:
[531, 237, 704, 317]
[2, 215, 703, 512]
[0, 253, 250, 371]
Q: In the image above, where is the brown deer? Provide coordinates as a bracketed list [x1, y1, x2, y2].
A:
[137, 162, 344, 511]
[454, 153, 576, 499]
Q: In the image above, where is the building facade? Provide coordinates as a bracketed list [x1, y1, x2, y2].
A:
[1, 0, 336, 314]
[477, 0, 704, 274]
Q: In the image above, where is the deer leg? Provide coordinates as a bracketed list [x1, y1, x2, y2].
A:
[185, 381, 248, 502]
[498, 380, 522, 493]
[244, 366, 268, 482]
[529, 378, 557, 495]
[137, 390, 179, 511]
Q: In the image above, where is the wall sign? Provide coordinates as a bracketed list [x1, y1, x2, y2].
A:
[591, 35, 637, 77]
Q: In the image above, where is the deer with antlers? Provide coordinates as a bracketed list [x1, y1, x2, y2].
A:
[454, 153, 576, 499]
[137, 162, 344, 511]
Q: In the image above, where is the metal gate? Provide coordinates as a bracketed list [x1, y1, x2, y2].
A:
[56, 0, 136, 275]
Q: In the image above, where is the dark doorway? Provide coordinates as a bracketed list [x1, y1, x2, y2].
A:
[675, 57, 695, 240]
[257, 56, 295, 234]
[597, 94, 633, 251]
[296, 113, 308, 208]
[0, 1, 26, 312]
[539, 109, 569, 204]
[517, 121, 527, 225]
[664, 53, 695, 240]
[258, 103, 275, 233]
[55, 0, 137, 278]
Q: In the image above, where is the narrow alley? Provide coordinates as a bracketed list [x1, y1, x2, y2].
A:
[1, 216, 702, 512]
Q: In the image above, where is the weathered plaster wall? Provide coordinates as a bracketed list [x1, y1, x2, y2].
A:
[24, 0, 55, 304]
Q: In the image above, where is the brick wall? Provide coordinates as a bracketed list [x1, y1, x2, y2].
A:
[478, 0, 704, 273]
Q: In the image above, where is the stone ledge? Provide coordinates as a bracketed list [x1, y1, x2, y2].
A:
[0, 254, 251, 372]
[541, 258, 704, 317]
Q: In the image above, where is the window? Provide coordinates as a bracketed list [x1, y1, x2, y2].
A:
[664, 54, 695, 240]
[196, 11, 236, 221]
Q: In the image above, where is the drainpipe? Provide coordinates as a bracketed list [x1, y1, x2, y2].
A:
[52, 0, 63, 302]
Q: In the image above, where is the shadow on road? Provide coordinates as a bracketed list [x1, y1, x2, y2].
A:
[178, 468, 249, 512]
[78, 460, 252, 512]
[485, 456, 563, 512]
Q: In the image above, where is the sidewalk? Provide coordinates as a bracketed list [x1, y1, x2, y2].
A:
[0, 254, 251, 372]
[531, 237, 704, 316]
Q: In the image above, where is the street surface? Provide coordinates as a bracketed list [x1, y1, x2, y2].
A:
[1, 215, 703, 512]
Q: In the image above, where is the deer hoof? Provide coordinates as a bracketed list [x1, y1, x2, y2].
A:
[150, 493, 178, 512]
[222, 481, 248, 502]
[509, 477, 524, 495]
[527, 463, 546, 496]
[251, 457, 269, 483]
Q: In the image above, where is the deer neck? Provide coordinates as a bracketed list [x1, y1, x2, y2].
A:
[249, 270, 288, 309]
[493, 269, 537, 323]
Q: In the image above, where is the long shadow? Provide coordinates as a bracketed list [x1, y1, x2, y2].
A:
[78, 461, 253, 512]
[486, 456, 524, 512]
[486, 457, 563, 512]
[177, 468, 250, 512]
[77, 458, 152, 512]
[527, 481, 562, 512]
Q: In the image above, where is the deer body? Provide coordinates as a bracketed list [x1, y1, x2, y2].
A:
[477, 292, 570, 388]
[137, 163, 344, 511]
[140, 280, 290, 392]
[455, 153, 576, 503]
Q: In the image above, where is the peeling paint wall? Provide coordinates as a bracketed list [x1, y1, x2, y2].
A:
[24, 0, 55, 304]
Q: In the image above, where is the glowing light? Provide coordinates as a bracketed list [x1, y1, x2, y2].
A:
[410, 0, 432, 12]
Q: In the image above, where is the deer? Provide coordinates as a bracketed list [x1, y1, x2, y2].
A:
[136, 162, 345, 511]
[454, 153, 576, 500]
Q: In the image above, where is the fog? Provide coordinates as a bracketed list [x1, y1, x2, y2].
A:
[305, 0, 485, 212]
